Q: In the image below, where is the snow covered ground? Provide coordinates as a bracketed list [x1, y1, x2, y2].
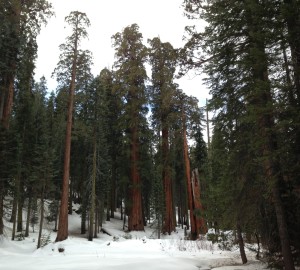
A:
[0, 209, 267, 270]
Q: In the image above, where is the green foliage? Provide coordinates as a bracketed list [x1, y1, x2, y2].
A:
[183, 0, 300, 266]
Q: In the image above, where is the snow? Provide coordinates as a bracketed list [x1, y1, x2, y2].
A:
[0, 209, 267, 270]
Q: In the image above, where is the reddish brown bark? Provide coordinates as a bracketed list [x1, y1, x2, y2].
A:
[183, 119, 196, 239]
[191, 169, 207, 235]
[128, 125, 144, 231]
[1, 77, 14, 129]
[56, 36, 77, 242]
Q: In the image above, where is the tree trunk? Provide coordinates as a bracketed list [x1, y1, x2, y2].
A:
[237, 222, 247, 264]
[37, 194, 45, 249]
[183, 112, 196, 240]
[17, 191, 23, 232]
[128, 124, 144, 231]
[55, 29, 78, 242]
[10, 197, 17, 223]
[11, 206, 17, 240]
[247, 7, 295, 267]
[162, 124, 174, 234]
[25, 195, 32, 237]
[110, 162, 116, 218]
[88, 138, 97, 241]
[94, 205, 98, 238]
[81, 200, 87, 234]
[191, 169, 207, 235]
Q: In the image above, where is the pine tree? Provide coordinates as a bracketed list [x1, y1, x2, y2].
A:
[0, 0, 53, 237]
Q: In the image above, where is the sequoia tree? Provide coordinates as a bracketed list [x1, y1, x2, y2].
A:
[112, 24, 148, 231]
[53, 11, 91, 242]
[148, 37, 178, 234]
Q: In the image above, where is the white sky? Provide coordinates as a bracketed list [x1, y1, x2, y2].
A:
[35, 0, 209, 106]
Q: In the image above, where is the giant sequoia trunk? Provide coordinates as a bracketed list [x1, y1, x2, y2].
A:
[0, 2, 22, 232]
[0, 2, 21, 129]
[128, 124, 144, 231]
[162, 124, 175, 234]
[191, 169, 207, 235]
[1, 77, 15, 130]
[182, 115, 196, 239]
[55, 40, 77, 242]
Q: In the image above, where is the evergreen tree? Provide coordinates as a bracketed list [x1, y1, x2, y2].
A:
[0, 0, 53, 237]
[182, 0, 298, 267]
[148, 37, 178, 234]
[112, 24, 148, 231]
[52, 11, 91, 242]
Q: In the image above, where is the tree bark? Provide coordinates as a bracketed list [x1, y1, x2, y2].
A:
[128, 124, 144, 231]
[37, 193, 45, 249]
[191, 169, 207, 235]
[110, 162, 116, 218]
[162, 124, 175, 234]
[25, 195, 32, 237]
[183, 111, 196, 239]
[237, 222, 247, 264]
[88, 138, 97, 241]
[246, 6, 295, 267]
[55, 33, 78, 242]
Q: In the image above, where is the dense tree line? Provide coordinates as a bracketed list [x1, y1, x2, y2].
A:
[1, 0, 298, 269]
[182, 0, 299, 268]
[0, 1, 206, 252]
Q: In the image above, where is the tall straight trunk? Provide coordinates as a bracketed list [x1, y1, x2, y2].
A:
[183, 111, 196, 239]
[10, 197, 17, 223]
[94, 205, 98, 238]
[1, 76, 14, 129]
[11, 206, 17, 240]
[110, 161, 116, 218]
[237, 222, 247, 264]
[162, 124, 174, 234]
[81, 200, 87, 234]
[37, 193, 45, 249]
[55, 37, 77, 242]
[25, 195, 32, 237]
[88, 138, 97, 241]
[128, 124, 144, 231]
[247, 5, 295, 267]
[17, 189, 23, 232]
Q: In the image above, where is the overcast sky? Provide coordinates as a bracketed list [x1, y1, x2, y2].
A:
[35, 0, 208, 106]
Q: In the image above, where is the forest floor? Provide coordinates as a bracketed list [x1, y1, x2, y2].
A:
[0, 205, 267, 270]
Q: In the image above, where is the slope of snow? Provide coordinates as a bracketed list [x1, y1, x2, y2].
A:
[0, 210, 267, 270]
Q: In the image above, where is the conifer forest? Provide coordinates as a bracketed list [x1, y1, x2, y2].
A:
[0, 1, 299, 269]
